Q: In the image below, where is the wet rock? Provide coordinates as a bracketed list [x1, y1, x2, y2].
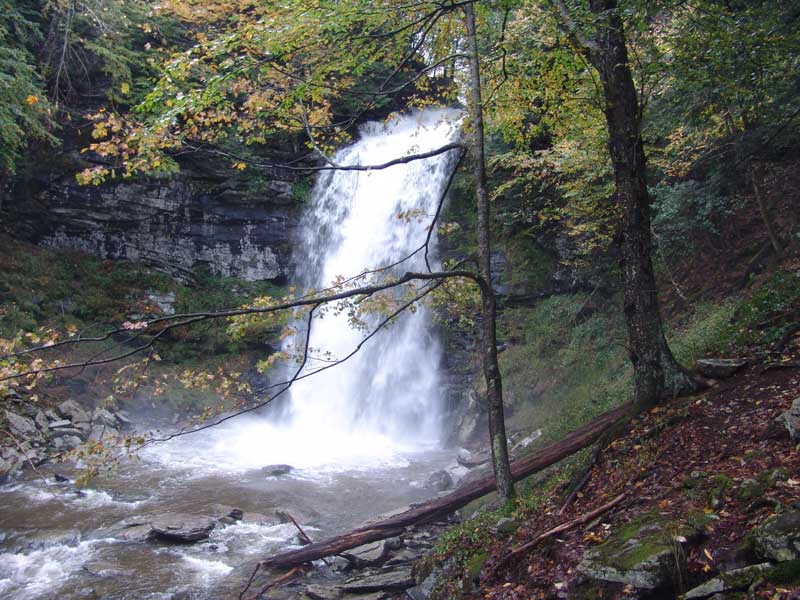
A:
[263, 464, 294, 477]
[92, 407, 118, 428]
[0, 452, 24, 479]
[341, 540, 392, 567]
[576, 514, 704, 592]
[384, 548, 423, 567]
[305, 584, 341, 599]
[110, 522, 156, 543]
[5, 410, 38, 438]
[15, 528, 82, 552]
[424, 470, 453, 492]
[74, 421, 91, 433]
[213, 506, 243, 521]
[696, 358, 748, 379]
[63, 435, 85, 449]
[115, 410, 133, 425]
[341, 566, 415, 593]
[34, 410, 49, 432]
[407, 572, 438, 600]
[58, 400, 91, 424]
[744, 509, 800, 562]
[150, 514, 216, 543]
[510, 430, 542, 455]
[273, 506, 320, 526]
[777, 397, 800, 442]
[681, 563, 773, 599]
[53, 473, 70, 483]
[50, 427, 85, 438]
[456, 448, 491, 469]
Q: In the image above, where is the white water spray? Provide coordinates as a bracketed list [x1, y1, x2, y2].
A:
[156, 109, 462, 472]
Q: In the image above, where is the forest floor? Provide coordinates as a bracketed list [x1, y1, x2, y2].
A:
[477, 345, 800, 599]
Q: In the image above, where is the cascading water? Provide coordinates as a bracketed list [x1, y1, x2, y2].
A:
[148, 108, 463, 472]
[0, 109, 466, 600]
[284, 108, 463, 451]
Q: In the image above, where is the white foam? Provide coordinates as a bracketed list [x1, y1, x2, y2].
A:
[207, 522, 300, 555]
[0, 483, 145, 509]
[180, 556, 233, 580]
[0, 539, 111, 600]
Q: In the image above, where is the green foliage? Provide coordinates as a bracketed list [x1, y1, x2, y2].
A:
[499, 294, 632, 443]
[79, 0, 464, 183]
[729, 270, 800, 347]
[666, 269, 800, 366]
[0, 1, 56, 173]
[668, 301, 737, 368]
[651, 176, 740, 254]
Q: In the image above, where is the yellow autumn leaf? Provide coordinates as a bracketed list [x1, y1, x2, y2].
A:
[121, 82, 130, 94]
[234, 162, 247, 171]
[26, 95, 39, 106]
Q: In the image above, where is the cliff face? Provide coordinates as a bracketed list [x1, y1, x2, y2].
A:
[8, 171, 302, 283]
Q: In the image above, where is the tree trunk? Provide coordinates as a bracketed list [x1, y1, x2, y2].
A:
[585, 0, 697, 408]
[464, 2, 514, 503]
[750, 163, 783, 254]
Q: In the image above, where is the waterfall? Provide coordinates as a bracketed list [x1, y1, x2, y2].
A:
[284, 108, 462, 451]
[155, 109, 462, 472]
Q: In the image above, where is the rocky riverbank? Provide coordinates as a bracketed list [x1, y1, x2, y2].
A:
[1, 393, 132, 481]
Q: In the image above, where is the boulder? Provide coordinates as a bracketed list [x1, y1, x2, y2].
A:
[341, 539, 393, 567]
[681, 563, 773, 599]
[424, 470, 453, 492]
[341, 566, 415, 593]
[696, 358, 748, 379]
[0, 451, 24, 479]
[576, 513, 704, 592]
[92, 408, 119, 428]
[50, 427, 85, 438]
[304, 585, 341, 600]
[777, 397, 800, 442]
[34, 410, 49, 432]
[456, 448, 491, 469]
[150, 514, 216, 543]
[62, 435, 83, 449]
[210, 504, 244, 523]
[57, 400, 91, 424]
[510, 430, 542, 455]
[5, 410, 38, 438]
[744, 509, 800, 562]
[273, 506, 320, 526]
[109, 520, 156, 543]
[263, 464, 294, 477]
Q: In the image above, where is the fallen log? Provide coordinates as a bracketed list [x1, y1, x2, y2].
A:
[259, 402, 633, 570]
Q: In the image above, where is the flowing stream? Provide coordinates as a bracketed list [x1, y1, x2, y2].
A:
[0, 110, 464, 599]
